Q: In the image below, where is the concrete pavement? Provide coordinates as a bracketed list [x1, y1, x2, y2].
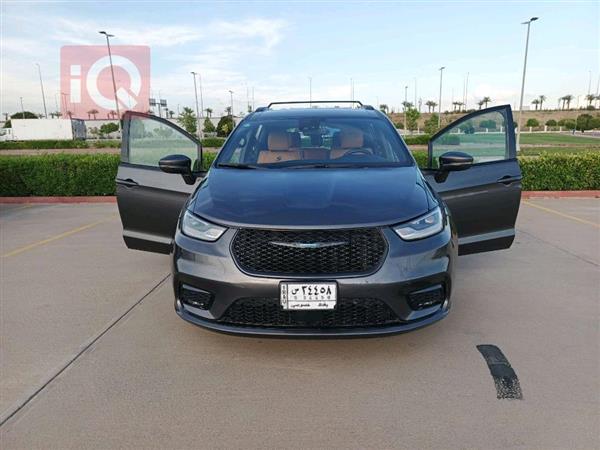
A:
[1, 200, 598, 449]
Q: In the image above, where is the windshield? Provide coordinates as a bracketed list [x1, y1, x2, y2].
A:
[215, 116, 413, 168]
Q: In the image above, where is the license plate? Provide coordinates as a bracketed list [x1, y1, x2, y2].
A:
[280, 282, 337, 310]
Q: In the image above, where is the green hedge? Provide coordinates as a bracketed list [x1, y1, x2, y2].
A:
[201, 137, 225, 148]
[0, 140, 121, 150]
[519, 152, 600, 191]
[403, 135, 431, 145]
[0, 138, 224, 150]
[1, 152, 598, 196]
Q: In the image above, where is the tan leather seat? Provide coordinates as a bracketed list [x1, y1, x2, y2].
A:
[303, 148, 328, 160]
[257, 131, 302, 163]
[330, 128, 364, 159]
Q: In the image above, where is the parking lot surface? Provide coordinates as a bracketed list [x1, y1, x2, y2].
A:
[1, 199, 598, 449]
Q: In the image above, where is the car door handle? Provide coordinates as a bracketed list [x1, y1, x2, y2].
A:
[116, 178, 139, 187]
[497, 175, 522, 185]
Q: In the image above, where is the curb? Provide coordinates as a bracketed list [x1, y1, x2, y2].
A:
[1, 191, 599, 204]
[0, 196, 117, 204]
[521, 190, 600, 199]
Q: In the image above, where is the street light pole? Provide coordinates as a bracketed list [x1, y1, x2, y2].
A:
[198, 72, 204, 118]
[404, 85, 408, 132]
[35, 63, 48, 118]
[516, 17, 538, 151]
[438, 66, 445, 127]
[20, 97, 25, 119]
[228, 90, 234, 117]
[191, 72, 202, 138]
[99, 31, 121, 131]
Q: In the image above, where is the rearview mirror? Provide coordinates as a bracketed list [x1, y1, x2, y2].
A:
[435, 151, 473, 182]
[159, 154, 197, 185]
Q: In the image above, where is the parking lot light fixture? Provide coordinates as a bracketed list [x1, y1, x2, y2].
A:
[35, 63, 48, 118]
[99, 31, 121, 131]
[438, 66, 445, 127]
[191, 72, 202, 138]
[228, 90, 234, 117]
[516, 17, 538, 151]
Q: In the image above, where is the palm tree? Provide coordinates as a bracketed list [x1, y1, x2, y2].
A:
[168, 110, 175, 118]
[538, 95, 546, 110]
[401, 101, 413, 110]
[452, 101, 460, 112]
[205, 107, 213, 117]
[108, 110, 117, 119]
[66, 111, 73, 119]
[585, 94, 595, 107]
[563, 95, 574, 110]
[482, 96, 492, 108]
[379, 104, 388, 114]
[425, 100, 437, 113]
[477, 99, 485, 110]
[87, 109, 99, 119]
[225, 106, 232, 116]
[531, 99, 540, 110]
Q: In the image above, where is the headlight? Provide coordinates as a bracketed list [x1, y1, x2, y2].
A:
[393, 207, 444, 241]
[181, 210, 226, 241]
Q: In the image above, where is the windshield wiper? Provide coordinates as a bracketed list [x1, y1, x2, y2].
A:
[286, 163, 371, 169]
[217, 163, 262, 169]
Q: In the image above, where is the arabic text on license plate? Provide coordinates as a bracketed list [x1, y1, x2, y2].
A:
[280, 282, 337, 310]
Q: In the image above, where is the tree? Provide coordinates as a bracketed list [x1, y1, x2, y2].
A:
[108, 110, 117, 119]
[538, 95, 546, 110]
[562, 95, 574, 110]
[531, 99, 540, 110]
[576, 113, 600, 132]
[525, 118, 539, 127]
[479, 119, 497, 129]
[562, 119, 576, 130]
[203, 117, 216, 133]
[545, 119, 557, 127]
[168, 110, 175, 118]
[477, 99, 485, 110]
[425, 100, 437, 113]
[452, 101, 461, 112]
[66, 111, 73, 119]
[11, 111, 38, 119]
[379, 104, 388, 114]
[216, 115, 235, 137]
[99, 122, 119, 136]
[205, 108, 213, 118]
[177, 107, 197, 134]
[405, 108, 421, 132]
[225, 106, 232, 116]
[87, 109, 99, 119]
[424, 113, 440, 135]
[482, 97, 492, 108]
[585, 94, 596, 108]
[401, 101, 413, 110]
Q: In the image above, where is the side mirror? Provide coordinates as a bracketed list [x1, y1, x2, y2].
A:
[439, 151, 473, 171]
[435, 151, 473, 182]
[159, 154, 197, 185]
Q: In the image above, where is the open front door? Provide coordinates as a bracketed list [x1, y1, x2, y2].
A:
[116, 112, 204, 254]
[422, 105, 522, 255]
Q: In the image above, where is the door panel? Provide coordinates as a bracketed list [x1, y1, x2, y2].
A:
[116, 112, 204, 254]
[422, 105, 522, 255]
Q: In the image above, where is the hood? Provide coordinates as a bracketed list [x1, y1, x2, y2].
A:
[192, 166, 430, 229]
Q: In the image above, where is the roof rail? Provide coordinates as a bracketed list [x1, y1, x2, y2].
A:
[266, 100, 364, 108]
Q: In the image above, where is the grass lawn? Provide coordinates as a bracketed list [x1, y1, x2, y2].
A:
[519, 133, 600, 146]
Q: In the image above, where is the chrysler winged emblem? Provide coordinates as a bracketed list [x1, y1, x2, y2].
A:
[269, 241, 348, 249]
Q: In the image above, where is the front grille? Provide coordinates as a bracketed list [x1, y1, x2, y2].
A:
[180, 285, 213, 310]
[407, 285, 445, 310]
[231, 228, 386, 276]
[217, 298, 402, 328]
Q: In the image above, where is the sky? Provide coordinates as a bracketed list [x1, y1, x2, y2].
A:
[1, 0, 599, 118]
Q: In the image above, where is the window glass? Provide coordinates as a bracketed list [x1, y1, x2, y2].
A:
[128, 117, 198, 166]
[431, 110, 509, 167]
[216, 116, 413, 168]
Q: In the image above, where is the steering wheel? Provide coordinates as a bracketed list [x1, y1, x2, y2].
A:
[343, 148, 372, 156]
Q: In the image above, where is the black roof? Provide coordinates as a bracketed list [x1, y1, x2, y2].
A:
[246, 107, 382, 121]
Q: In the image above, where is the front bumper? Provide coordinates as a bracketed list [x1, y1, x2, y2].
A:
[172, 225, 456, 337]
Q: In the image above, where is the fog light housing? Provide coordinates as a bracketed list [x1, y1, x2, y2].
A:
[407, 285, 445, 310]
[180, 284, 213, 310]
